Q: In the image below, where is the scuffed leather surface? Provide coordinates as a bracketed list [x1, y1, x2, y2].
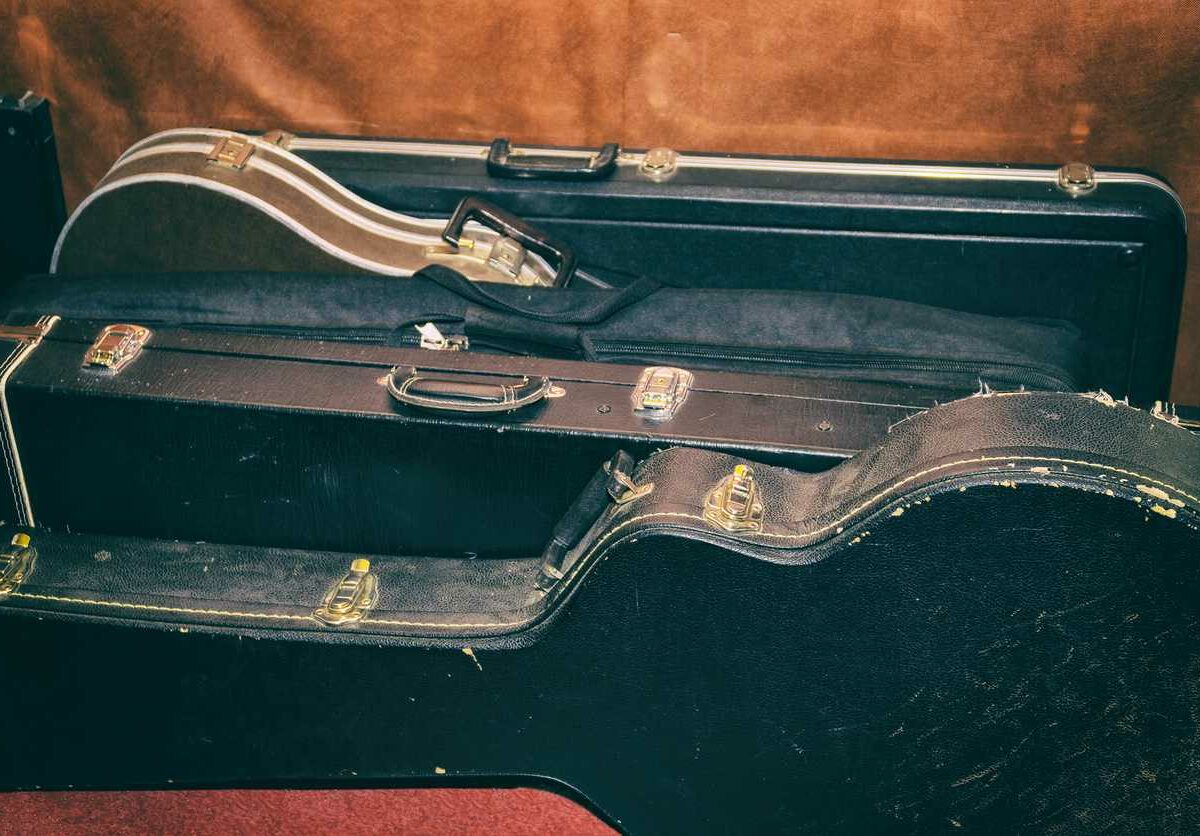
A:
[3, 462, 1199, 831]
[3, 390, 1196, 651]
[1, 1, 1198, 398]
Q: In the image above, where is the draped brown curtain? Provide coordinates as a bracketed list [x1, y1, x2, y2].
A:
[3, 0, 1198, 398]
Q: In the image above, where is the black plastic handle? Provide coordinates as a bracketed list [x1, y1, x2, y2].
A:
[486, 138, 619, 182]
[387, 367, 555, 414]
[442, 196, 577, 288]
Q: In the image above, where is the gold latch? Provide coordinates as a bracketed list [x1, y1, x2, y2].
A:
[260, 129, 294, 149]
[313, 558, 379, 626]
[0, 532, 36, 599]
[703, 464, 764, 533]
[207, 135, 256, 169]
[1056, 162, 1096, 197]
[486, 237, 529, 282]
[639, 147, 679, 181]
[84, 324, 151, 373]
[632, 366, 694, 421]
[605, 462, 654, 505]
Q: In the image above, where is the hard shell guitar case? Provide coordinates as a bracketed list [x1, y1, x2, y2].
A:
[2, 128, 1197, 834]
[51, 127, 1187, 402]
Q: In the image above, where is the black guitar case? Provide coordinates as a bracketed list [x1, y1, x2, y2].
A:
[2, 389, 1198, 833]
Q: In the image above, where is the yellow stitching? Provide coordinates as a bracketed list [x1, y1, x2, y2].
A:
[9, 591, 313, 621]
[5, 455, 1193, 634]
[7, 590, 531, 630]
[366, 615, 528, 629]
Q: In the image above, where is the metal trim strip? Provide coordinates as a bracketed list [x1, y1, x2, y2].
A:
[0, 315, 60, 526]
[110, 127, 1188, 224]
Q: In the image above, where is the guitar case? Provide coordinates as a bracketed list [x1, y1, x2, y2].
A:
[1, 389, 1197, 833]
[5, 128, 1198, 833]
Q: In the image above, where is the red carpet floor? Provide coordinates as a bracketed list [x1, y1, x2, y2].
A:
[3, 788, 616, 834]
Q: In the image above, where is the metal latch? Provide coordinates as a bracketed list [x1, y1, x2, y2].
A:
[1056, 162, 1096, 196]
[260, 129, 294, 149]
[486, 237, 529, 281]
[415, 322, 469, 351]
[704, 464, 764, 533]
[0, 533, 35, 599]
[207, 135, 256, 169]
[313, 558, 379, 626]
[84, 324, 151, 373]
[632, 366, 694, 421]
[639, 146, 679, 181]
[605, 456, 654, 505]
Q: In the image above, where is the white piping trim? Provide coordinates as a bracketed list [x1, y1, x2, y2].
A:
[286, 135, 1184, 209]
[51, 173, 417, 276]
[113, 128, 1184, 219]
[0, 315, 59, 526]
[113, 141, 450, 236]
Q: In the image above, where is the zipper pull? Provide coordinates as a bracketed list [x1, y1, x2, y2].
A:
[415, 322, 468, 351]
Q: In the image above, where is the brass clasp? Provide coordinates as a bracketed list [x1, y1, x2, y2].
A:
[207, 135, 256, 169]
[631, 366, 694, 421]
[0, 533, 36, 599]
[84, 324, 151, 373]
[703, 464, 764, 533]
[313, 558, 379, 626]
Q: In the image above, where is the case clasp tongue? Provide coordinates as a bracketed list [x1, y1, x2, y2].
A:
[0, 533, 36, 599]
[313, 558, 379, 626]
[704, 464, 764, 533]
[84, 324, 151, 373]
[632, 366, 694, 421]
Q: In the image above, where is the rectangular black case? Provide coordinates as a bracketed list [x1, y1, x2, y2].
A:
[0, 318, 945, 554]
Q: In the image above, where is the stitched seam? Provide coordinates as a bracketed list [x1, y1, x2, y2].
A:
[9, 591, 314, 621]
[7, 590, 529, 630]
[365, 615, 528, 629]
[4, 456, 1191, 632]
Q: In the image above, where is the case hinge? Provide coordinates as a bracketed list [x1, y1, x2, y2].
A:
[313, 558, 379, 626]
[704, 464, 765, 533]
[84, 324, 151, 373]
[207, 135, 256, 170]
[0, 533, 36, 599]
[605, 457, 654, 505]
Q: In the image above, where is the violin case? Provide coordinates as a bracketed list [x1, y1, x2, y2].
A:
[2, 128, 1198, 833]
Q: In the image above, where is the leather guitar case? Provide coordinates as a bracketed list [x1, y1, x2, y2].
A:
[1, 389, 1197, 833]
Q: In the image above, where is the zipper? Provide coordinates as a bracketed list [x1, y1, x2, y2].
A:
[588, 340, 1080, 391]
[163, 325, 1078, 391]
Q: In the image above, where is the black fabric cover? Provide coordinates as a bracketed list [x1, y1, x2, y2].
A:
[1, 270, 1087, 391]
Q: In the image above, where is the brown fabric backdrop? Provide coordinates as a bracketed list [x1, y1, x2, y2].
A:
[2, 0, 1197, 399]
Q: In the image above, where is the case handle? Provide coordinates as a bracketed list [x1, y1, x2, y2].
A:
[442, 196, 578, 288]
[387, 367, 557, 414]
[486, 138, 619, 181]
